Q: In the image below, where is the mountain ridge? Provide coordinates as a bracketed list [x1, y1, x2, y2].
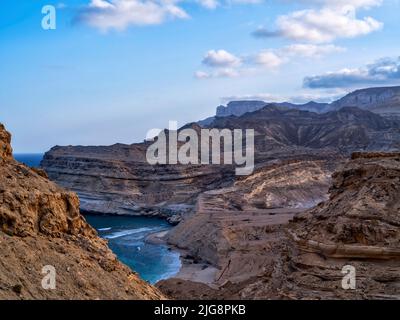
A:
[206, 86, 400, 121]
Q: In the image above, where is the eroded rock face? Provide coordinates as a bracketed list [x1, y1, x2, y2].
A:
[0, 124, 12, 162]
[196, 159, 336, 212]
[158, 153, 400, 299]
[0, 124, 164, 300]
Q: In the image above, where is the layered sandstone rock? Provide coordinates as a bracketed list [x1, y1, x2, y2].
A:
[158, 153, 400, 299]
[196, 159, 337, 212]
[41, 144, 235, 217]
[0, 124, 164, 300]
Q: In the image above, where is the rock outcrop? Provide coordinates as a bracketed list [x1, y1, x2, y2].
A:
[0, 124, 164, 300]
[158, 152, 400, 299]
[0, 124, 12, 162]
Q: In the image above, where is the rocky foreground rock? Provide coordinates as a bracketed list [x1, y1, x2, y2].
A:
[157, 152, 400, 299]
[0, 124, 164, 300]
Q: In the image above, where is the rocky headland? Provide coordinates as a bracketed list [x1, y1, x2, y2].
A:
[0, 124, 164, 300]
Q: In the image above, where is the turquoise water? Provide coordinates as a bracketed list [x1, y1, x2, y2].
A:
[14, 153, 43, 167]
[85, 215, 181, 284]
[14, 153, 181, 284]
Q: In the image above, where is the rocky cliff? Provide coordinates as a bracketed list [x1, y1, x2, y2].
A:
[41, 143, 235, 218]
[158, 152, 400, 299]
[0, 124, 164, 300]
[331, 86, 400, 117]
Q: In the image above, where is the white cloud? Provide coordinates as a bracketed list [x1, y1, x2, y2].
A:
[251, 44, 343, 67]
[195, 68, 239, 79]
[194, 70, 211, 79]
[221, 93, 286, 103]
[197, 43, 345, 80]
[276, 6, 382, 43]
[283, 44, 345, 58]
[304, 57, 400, 88]
[197, 0, 219, 9]
[202, 50, 242, 67]
[296, 0, 382, 9]
[197, 0, 262, 9]
[254, 1, 383, 43]
[79, 0, 189, 31]
[253, 51, 284, 68]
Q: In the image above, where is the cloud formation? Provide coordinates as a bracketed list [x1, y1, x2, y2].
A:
[254, 1, 383, 43]
[194, 68, 239, 79]
[195, 44, 344, 79]
[295, 0, 382, 9]
[253, 51, 284, 68]
[77, 0, 189, 31]
[304, 57, 400, 88]
[197, 0, 219, 9]
[282, 44, 345, 58]
[202, 50, 242, 67]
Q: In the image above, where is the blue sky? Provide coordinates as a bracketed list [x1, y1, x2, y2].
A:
[1, 0, 400, 152]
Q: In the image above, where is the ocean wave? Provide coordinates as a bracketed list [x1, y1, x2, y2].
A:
[104, 227, 154, 239]
[98, 227, 112, 231]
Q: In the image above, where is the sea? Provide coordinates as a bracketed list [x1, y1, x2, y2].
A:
[13, 153, 181, 284]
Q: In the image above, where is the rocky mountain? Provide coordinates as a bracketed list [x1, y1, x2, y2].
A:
[207, 86, 400, 120]
[216, 101, 269, 117]
[0, 124, 164, 299]
[215, 100, 330, 118]
[41, 106, 400, 217]
[158, 152, 400, 299]
[331, 86, 400, 118]
[208, 106, 400, 157]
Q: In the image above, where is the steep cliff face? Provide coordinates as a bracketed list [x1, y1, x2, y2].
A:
[158, 153, 400, 299]
[0, 124, 164, 300]
[41, 144, 235, 217]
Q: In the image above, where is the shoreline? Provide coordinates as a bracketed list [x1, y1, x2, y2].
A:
[146, 230, 219, 287]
